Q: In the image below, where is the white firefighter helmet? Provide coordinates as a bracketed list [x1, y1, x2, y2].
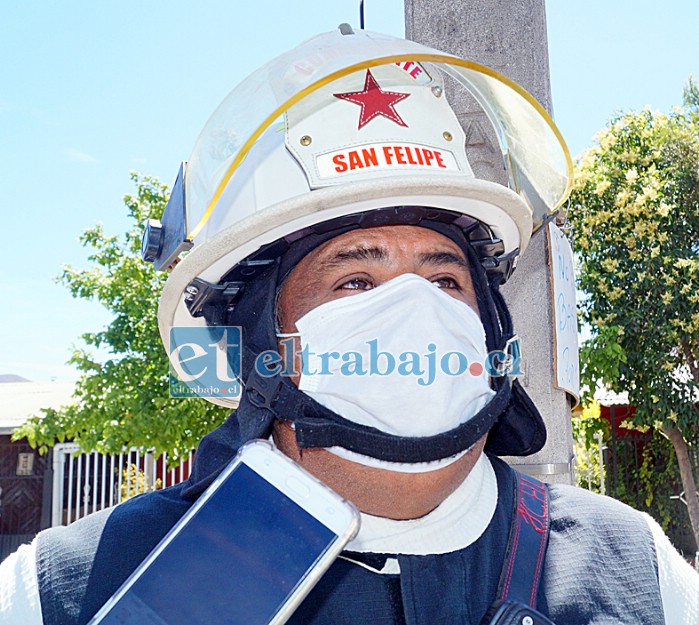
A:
[146, 26, 572, 408]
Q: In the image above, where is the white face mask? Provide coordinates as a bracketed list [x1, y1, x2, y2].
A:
[278, 273, 495, 472]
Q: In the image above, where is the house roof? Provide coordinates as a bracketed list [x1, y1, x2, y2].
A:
[0, 381, 76, 434]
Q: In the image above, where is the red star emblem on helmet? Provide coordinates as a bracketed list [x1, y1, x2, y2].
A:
[334, 70, 410, 130]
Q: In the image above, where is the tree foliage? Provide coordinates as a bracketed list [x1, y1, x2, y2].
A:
[570, 85, 699, 548]
[611, 429, 696, 552]
[573, 402, 697, 553]
[572, 401, 608, 492]
[14, 174, 229, 461]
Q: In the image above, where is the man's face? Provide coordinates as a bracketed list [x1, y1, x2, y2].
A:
[274, 225, 486, 520]
[277, 224, 479, 334]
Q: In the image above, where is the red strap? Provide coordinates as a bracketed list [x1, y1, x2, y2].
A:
[497, 471, 550, 607]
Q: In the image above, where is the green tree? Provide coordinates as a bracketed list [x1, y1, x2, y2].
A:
[572, 400, 608, 493]
[14, 174, 229, 462]
[570, 87, 699, 549]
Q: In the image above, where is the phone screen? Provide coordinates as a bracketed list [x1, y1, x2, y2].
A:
[94, 462, 338, 625]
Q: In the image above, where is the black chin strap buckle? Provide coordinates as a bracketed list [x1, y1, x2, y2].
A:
[245, 370, 284, 413]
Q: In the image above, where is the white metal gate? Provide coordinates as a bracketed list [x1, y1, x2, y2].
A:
[52, 444, 193, 526]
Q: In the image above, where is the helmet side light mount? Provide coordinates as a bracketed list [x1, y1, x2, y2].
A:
[183, 277, 246, 326]
[141, 162, 193, 271]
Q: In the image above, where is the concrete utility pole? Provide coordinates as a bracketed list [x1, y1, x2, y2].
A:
[405, 0, 575, 484]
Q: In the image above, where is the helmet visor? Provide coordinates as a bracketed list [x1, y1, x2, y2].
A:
[184, 29, 572, 243]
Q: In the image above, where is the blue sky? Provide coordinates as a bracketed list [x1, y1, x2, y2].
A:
[1, 1, 697, 381]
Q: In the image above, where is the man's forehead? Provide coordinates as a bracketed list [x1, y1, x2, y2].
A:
[312, 225, 469, 263]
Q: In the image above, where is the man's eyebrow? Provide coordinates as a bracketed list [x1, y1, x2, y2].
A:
[319, 246, 388, 269]
[417, 251, 470, 270]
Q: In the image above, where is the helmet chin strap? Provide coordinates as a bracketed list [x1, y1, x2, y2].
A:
[244, 363, 512, 463]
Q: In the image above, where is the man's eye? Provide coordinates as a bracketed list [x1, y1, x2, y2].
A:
[339, 277, 374, 291]
[432, 276, 460, 289]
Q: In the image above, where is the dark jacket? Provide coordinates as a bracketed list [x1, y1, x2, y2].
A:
[35, 415, 664, 625]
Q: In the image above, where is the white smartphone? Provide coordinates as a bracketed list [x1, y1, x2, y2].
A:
[87, 439, 360, 625]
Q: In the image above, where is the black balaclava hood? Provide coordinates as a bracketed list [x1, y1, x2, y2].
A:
[187, 215, 546, 493]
